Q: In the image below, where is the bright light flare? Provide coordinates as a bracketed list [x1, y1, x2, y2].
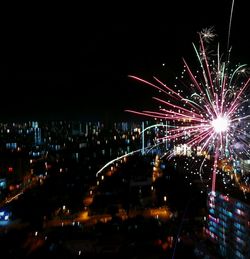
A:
[211, 116, 229, 133]
[126, 27, 250, 194]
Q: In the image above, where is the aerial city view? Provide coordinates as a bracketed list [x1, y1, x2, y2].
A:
[1, 1, 250, 258]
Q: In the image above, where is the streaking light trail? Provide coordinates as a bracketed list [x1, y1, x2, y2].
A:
[96, 148, 142, 177]
[96, 142, 162, 177]
[126, 27, 250, 193]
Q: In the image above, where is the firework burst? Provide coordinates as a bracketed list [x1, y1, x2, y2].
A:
[126, 29, 250, 193]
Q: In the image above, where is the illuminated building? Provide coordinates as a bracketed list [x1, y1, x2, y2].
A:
[0, 179, 6, 189]
[32, 121, 42, 145]
[141, 121, 145, 155]
[174, 144, 192, 156]
[206, 191, 250, 258]
[0, 210, 11, 226]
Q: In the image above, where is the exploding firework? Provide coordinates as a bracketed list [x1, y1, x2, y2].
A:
[126, 28, 250, 194]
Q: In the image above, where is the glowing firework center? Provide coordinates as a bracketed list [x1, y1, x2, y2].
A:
[126, 26, 250, 195]
[211, 116, 229, 133]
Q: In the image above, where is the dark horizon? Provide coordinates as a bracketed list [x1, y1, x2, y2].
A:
[0, 0, 249, 121]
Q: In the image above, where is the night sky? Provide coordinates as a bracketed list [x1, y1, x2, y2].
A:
[0, 1, 249, 122]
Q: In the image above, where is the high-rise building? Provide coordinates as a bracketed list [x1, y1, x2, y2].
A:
[206, 191, 250, 258]
[32, 121, 42, 145]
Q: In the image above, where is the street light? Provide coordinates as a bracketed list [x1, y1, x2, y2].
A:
[163, 196, 167, 208]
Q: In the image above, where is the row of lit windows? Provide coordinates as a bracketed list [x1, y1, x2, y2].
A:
[219, 244, 245, 259]
[234, 222, 245, 231]
[235, 249, 244, 259]
[208, 218, 247, 240]
[218, 207, 233, 218]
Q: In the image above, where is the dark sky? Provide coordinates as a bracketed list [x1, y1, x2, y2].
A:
[0, 1, 249, 121]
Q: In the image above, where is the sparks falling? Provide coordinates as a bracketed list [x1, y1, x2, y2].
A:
[126, 29, 250, 193]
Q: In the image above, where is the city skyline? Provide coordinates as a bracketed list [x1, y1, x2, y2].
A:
[0, 2, 249, 257]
